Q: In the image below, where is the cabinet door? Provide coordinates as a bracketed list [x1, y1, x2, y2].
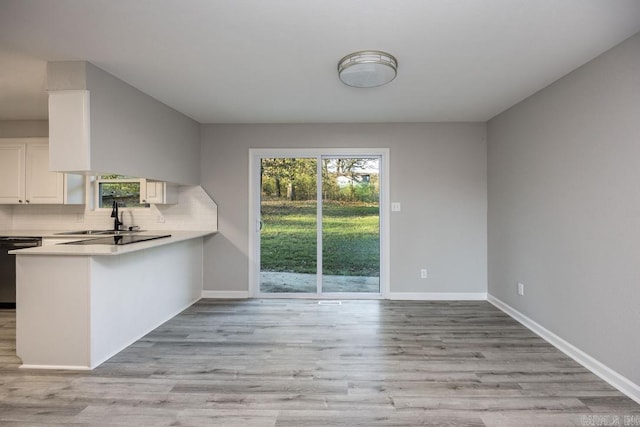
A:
[0, 143, 26, 204]
[140, 180, 178, 204]
[142, 180, 162, 204]
[25, 144, 64, 204]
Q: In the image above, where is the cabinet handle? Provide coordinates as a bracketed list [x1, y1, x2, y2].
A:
[18, 200, 23, 203]
[25, 200, 30, 204]
[142, 199, 146, 203]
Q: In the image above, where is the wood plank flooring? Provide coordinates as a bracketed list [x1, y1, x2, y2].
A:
[1, 299, 638, 426]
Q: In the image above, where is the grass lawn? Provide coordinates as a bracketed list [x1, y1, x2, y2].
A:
[260, 200, 380, 276]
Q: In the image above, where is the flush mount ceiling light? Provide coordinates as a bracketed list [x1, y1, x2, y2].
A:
[338, 50, 398, 88]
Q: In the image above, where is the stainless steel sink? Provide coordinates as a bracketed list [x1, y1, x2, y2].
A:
[54, 229, 143, 236]
[101, 230, 143, 235]
[55, 230, 109, 235]
[62, 234, 171, 246]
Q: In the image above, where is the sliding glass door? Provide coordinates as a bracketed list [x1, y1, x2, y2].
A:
[252, 150, 386, 297]
[259, 158, 317, 293]
[321, 157, 380, 293]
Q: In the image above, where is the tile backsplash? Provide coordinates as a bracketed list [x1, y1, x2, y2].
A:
[8, 185, 217, 232]
[0, 205, 12, 229]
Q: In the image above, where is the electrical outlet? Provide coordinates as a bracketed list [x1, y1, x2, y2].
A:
[156, 214, 165, 223]
[420, 268, 428, 279]
[518, 282, 525, 296]
[75, 213, 84, 223]
[391, 202, 401, 212]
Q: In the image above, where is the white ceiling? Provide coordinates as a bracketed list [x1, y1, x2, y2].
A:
[1, 0, 639, 123]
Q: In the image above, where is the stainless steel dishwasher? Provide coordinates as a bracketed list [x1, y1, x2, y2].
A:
[0, 237, 42, 309]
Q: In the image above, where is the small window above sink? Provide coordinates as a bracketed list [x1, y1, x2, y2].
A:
[96, 175, 150, 209]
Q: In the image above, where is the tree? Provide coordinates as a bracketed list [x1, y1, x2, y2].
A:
[322, 158, 379, 201]
[261, 158, 379, 202]
[325, 158, 369, 178]
[262, 158, 316, 200]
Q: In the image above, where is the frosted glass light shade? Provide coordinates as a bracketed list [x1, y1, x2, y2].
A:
[338, 51, 398, 88]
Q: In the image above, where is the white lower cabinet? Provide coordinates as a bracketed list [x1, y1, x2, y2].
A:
[0, 138, 84, 205]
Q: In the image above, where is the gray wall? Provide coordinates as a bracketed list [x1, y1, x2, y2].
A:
[200, 123, 487, 295]
[0, 120, 48, 137]
[85, 63, 201, 184]
[487, 33, 640, 384]
[47, 61, 201, 184]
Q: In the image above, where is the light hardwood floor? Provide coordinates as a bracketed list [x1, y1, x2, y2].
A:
[1, 299, 638, 426]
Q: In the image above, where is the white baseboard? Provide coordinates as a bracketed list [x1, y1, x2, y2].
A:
[20, 364, 92, 371]
[488, 294, 640, 405]
[387, 292, 487, 301]
[201, 290, 250, 299]
[202, 291, 486, 300]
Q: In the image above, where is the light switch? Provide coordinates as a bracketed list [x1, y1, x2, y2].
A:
[391, 202, 401, 212]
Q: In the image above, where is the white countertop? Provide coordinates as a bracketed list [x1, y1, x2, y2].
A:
[0, 230, 66, 238]
[5, 230, 216, 256]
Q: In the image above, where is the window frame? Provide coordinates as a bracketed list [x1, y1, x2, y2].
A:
[93, 175, 149, 210]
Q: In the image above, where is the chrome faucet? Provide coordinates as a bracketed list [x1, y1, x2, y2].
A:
[111, 201, 123, 231]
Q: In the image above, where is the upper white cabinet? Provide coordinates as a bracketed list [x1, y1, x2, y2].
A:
[0, 142, 26, 204]
[0, 138, 84, 205]
[140, 179, 178, 205]
[48, 90, 90, 173]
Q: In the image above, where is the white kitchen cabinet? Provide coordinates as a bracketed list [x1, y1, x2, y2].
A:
[0, 138, 85, 205]
[48, 90, 90, 173]
[0, 142, 26, 204]
[140, 179, 178, 204]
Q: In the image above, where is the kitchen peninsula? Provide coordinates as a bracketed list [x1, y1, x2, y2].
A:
[11, 230, 215, 370]
[3, 60, 216, 371]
